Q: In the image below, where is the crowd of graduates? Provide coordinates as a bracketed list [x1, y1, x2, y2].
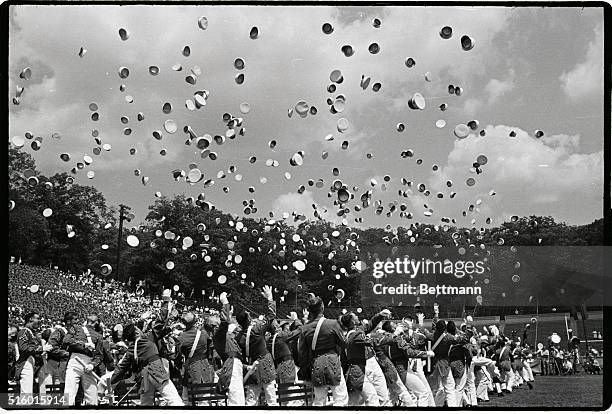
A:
[8, 281, 573, 408]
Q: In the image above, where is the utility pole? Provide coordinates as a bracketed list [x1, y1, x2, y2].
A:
[116, 204, 131, 282]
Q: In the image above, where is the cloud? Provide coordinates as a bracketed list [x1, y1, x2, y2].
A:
[560, 24, 603, 100]
[485, 71, 515, 104]
[272, 190, 351, 225]
[408, 125, 603, 226]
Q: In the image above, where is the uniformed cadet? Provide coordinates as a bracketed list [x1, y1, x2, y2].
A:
[268, 319, 301, 383]
[234, 285, 278, 406]
[213, 292, 246, 406]
[340, 311, 384, 406]
[379, 319, 436, 406]
[111, 323, 183, 406]
[47, 314, 71, 384]
[176, 311, 214, 404]
[370, 321, 417, 407]
[298, 296, 348, 406]
[63, 313, 103, 405]
[16, 311, 52, 395]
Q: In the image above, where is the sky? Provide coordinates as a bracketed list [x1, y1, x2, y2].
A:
[8, 5, 605, 229]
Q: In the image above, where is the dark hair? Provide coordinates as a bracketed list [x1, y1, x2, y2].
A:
[307, 296, 323, 316]
[122, 323, 137, 342]
[381, 320, 395, 333]
[236, 310, 250, 328]
[182, 312, 196, 329]
[339, 313, 355, 330]
[435, 319, 446, 334]
[24, 311, 39, 323]
[446, 320, 457, 335]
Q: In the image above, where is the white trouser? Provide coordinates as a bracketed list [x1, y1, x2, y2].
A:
[313, 368, 348, 406]
[403, 366, 431, 406]
[464, 363, 477, 406]
[474, 368, 490, 401]
[413, 358, 436, 406]
[365, 356, 390, 406]
[522, 361, 534, 382]
[348, 375, 379, 406]
[64, 354, 98, 405]
[245, 380, 278, 406]
[388, 376, 416, 406]
[19, 356, 49, 394]
[453, 367, 468, 407]
[429, 364, 458, 407]
[140, 373, 183, 406]
[228, 358, 245, 406]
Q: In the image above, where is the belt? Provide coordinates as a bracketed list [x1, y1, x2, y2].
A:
[225, 351, 241, 359]
[313, 350, 337, 358]
[72, 352, 93, 359]
[275, 354, 293, 364]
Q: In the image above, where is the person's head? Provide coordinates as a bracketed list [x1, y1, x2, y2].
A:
[182, 311, 197, 329]
[339, 312, 358, 331]
[307, 296, 324, 317]
[205, 314, 220, 332]
[382, 320, 397, 333]
[280, 322, 291, 333]
[435, 319, 446, 334]
[122, 323, 141, 342]
[8, 325, 18, 341]
[24, 311, 40, 329]
[446, 320, 457, 335]
[236, 309, 251, 328]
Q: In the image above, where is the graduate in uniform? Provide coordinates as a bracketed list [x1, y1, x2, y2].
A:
[233, 285, 278, 406]
[340, 311, 383, 406]
[212, 292, 246, 406]
[380, 320, 434, 406]
[110, 322, 183, 406]
[298, 295, 348, 406]
[176, 311, 215, 404]
[15, 311, 52, 395]
[370, 320, 417, 406]
[47, 315, 71, 384]
[63, 313, 103, 405]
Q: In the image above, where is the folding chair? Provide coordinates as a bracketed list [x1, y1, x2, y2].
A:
[188, 382, 228, 406]
[277, 381, 314, 406]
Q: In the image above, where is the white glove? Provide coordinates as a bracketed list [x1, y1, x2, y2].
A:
[84, 363, 94, 373]
[42, 344, 53, 352]
[426, 350, 435, 358]
[85, 342, 95, 350]
[220, 292, 229, 305]
[379, 309, 391, 318]
[416, 312, 425, 325]
[393, 326, 404, 335]
[466, 315, 473, 322]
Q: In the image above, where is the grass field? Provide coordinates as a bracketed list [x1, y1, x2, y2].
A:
[479, 373, 604, 408]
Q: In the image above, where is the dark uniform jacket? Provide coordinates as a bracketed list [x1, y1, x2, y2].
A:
[47, 327, 70, 362]
[234, 300, 276, 364]
[15, 327, 44, 380]
[62, 325, 103, 367]
[213, 303, 242, 361]
[111, 336, 167, 385]
[297, 315, 347, 385]
[177, 325, 214, 384]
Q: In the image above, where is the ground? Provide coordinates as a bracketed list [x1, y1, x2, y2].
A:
[480, 373, 604, 408]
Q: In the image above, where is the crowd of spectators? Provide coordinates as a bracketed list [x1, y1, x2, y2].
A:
[8, 263, 152, 327]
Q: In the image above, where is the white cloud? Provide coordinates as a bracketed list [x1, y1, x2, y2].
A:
[272, 190, 350, 225]
[560, 24, 603, 100]
[408, 125, 603, 225]
[485, 71, 515, 104]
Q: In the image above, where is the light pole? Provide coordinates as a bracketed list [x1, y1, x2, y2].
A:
[115, 204, 132, 282]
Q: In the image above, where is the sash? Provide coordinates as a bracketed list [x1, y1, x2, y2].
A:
[245, 326, 253, 362]
[271, 333, 278, 360]
[189, 330, 201, 359]
[133, 338, 140, 363]
[432, 332, 446, 351]
[312, 317, 326, 351]
[14, 343, 19, 361]
[82, 326, 93, 346]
